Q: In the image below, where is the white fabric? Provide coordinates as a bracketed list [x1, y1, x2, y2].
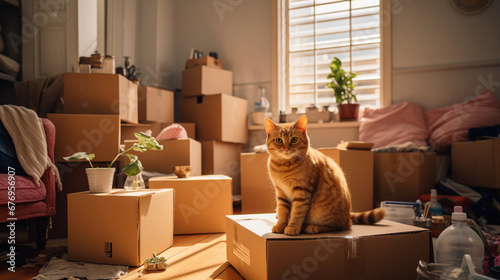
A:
[0, 105, 61, 190]
[34, 257, 128, 280]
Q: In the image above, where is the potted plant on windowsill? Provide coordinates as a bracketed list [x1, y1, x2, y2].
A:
[63, 132, 163, 193]
[326, 57, 359, 120]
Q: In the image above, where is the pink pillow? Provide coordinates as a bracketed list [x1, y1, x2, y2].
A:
[359, 102, 428, 149]
[156, 123, 188, 140]
[425, 89, 500, 153]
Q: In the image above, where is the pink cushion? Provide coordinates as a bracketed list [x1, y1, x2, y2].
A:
[0, 174, 46, 206]
[156, 123, 188, 140]
[359, 102, 428, 149]
[425, 89, 500, 153]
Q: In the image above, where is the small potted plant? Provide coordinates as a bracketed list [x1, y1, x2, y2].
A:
[63, 132, 163, 193]
[144, 252, 168, 270]
[326, 57, 359, 120]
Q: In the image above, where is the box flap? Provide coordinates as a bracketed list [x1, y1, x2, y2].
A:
[227, 214, 428, 240]
[337, 141, 374, 150]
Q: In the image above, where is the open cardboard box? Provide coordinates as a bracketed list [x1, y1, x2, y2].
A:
[227, 214, 430, 280]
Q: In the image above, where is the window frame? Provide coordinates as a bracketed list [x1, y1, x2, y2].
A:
[271, 0, 391, 117]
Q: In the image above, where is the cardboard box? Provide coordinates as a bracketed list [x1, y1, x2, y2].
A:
[179, 94, 248, 144]
[451, 138, 500, 189]
[149, 175, 233, 234]
[318, 147, 373, 212]
[48, 114, 120, 162]
[138, 86, 174, 123]
[201, 140, 246, 195]
[181, 66, 233, 97]
[68, 189, 174, 266]
[240, 147, 373, 214]
[240, 152, 275, 214]
[374, 152, 436, 205]
[185, 55, 223, 70]
[50, 162, 117, 239]
[123, 138, 202, 176]
[121, 122, 161, 143]
[226, 214, 430, 280]
[63, 73, 138, 124]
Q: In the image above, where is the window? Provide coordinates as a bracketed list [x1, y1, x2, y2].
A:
[282, 0, 382, 111]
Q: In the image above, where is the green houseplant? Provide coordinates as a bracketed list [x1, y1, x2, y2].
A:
[64, 132, 163, 193]
[326, 57, 360, 120]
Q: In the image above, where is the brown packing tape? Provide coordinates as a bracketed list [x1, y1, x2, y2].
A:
[343, 236, 365, 278]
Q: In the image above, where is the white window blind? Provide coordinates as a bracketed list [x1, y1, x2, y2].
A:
[286, 0, 381, 110]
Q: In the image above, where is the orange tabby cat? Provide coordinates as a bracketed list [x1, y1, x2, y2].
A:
[265, 115, 384, 236]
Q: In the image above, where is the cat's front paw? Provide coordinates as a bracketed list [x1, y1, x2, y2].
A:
[284, 225, 300, 236]
[272, 223, 286, 233]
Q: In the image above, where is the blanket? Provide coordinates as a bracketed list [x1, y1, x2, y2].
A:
[0, 105, 61, 191]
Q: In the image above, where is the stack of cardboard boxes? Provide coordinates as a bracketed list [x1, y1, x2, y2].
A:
[48, 73, 136, 239]
[47, 73, 176, 266]
[179, 56, 248, 196]
[144, 56, 246, 235]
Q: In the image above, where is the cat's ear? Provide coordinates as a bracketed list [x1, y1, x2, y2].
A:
[264, 117, 277, 134]
[294, 115, 308, 132]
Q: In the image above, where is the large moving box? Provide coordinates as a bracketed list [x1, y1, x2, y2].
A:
[452, 138, 500, 189]
[50, 162, 116, 239]
[201, 140, 246, 195]
[121, 122, 161, 143]
[181, 66, 232, 97]
[179, 94, 248, 144]
[227, 214, 430, 280]
[318, 147, 373, 212]
[240, 147, 373, 214]
[138, 86, 174, 123]
[149, 175, 232, 234]
[240, 153, 275, 214]
[68, 189, 174, 266]
[63, 73, 138, 124]
[48, 114, 120, 162]
[374, 152, 436, 205]
[123, 138, 202, 176]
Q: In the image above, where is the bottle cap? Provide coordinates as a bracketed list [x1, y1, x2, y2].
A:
[452, 206, 467, 221]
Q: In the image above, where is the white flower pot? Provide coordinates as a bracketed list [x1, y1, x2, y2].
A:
[85, 168, 115, 193]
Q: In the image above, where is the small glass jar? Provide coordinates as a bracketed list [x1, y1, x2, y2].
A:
[124, 173, 145, 191]
[91, 52, 104, 73]
[79, 56, 91, 73]
[104, 55, 115, 74]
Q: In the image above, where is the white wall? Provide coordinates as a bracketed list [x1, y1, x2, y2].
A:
[391, 0, 500, 109]
[78, 0, 98, 57]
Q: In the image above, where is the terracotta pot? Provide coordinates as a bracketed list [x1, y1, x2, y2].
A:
[337, 103, 360, 120]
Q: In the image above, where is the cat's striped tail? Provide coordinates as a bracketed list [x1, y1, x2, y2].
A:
[350, 208, 385, 224]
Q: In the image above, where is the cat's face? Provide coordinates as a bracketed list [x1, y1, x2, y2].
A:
[264, 115, 309, 161]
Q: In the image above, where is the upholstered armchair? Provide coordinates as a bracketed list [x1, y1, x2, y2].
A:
[0, 118, 56, 250]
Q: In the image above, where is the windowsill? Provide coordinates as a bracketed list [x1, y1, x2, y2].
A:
[248, 121, 360, 131]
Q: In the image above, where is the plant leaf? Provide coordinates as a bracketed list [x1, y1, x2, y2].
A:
[122, 160, 143, 176]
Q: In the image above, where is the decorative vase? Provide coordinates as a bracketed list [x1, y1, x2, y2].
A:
[124, 173, 145, 190]
[338, 103, 360, 120]
[85, 168, 115, 193]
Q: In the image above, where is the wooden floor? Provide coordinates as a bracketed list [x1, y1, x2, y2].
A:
[0, 234, 244, 280]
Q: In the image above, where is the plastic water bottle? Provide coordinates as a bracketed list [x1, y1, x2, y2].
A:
[435, 206, 484, 271]
[429, 189, 443, 217]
